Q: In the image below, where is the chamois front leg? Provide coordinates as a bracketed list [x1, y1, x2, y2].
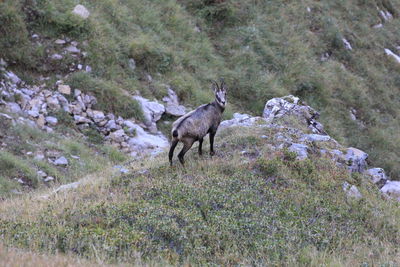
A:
[209, 132, 216, 156]
[198, 138, 203, 156]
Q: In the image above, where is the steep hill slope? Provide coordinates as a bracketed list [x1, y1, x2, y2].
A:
[1, 0, 400, 178]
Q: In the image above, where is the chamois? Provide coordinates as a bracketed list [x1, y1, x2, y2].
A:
[169, 81, 227, 166]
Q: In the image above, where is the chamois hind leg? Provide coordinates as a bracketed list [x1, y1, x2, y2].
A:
[209, 132, 216, 156]
[198, 138, 203, 156]
[178, 138, 195, 165]
[169, 138, 179, 166]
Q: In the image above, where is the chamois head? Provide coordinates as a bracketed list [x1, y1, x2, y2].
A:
[213, 80, 227, 109]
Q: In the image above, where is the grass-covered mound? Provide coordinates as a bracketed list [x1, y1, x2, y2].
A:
[1, 126, 399, 265]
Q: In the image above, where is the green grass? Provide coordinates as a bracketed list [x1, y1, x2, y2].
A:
[0, 126, 398, 265]
[1, 0, 399, 178]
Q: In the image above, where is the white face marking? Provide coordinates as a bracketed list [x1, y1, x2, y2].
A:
[215, 89, 226, 107]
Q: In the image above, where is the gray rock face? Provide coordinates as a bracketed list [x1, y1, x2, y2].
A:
[219, 113, 267, 130]
[288, 143, 309, 160]
[345, 147, 368, 173]
[365, 168, 387, 185]
[263, 95, 325, 134]
[301, 134, 330, 142]
[380, 181, 400, 201]
[133, 96, 165, 133]
[162, 88, 186, 117]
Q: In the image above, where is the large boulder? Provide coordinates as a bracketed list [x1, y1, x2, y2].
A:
[380, 181, 400, 201]
[162, 88, 186, 117]
[263, 95, 325, 134]
[133, 96, 165, 133]
[345, 147, 368, 173]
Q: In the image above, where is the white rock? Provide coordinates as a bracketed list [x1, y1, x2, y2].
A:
[73, 115, 91, 124]
[44, 176, 55, 182]
[128, 58, 136, 70]
[46, 96, 60, 109]
[55, 39, 66, 45]
[379, 10, 393, 21]
[288, 143, 308, 160]
[72, 4, 90, 19]
[65, 45, 80, 54]
[54, 156, 68, 166]
[365, 168, 387, 184]
[5, 102, 22, 114]
[54, 181, 81, 193]
[37, 170, 47, 178]
[345, 147, 368, 173]
[51, 54, 63, 60]
[380, 181, 400, 201]
[127, 124, 168, 151]
[109, 129, 126, 143]
[45, 116, 58, 126]
[4, 71, 21, 84]
[384, 48, 400, 64]
[373, 23, 383, 29]
[342, 38, 352, 50]
[301, 134, 330, 142]
[74, 89, 81, 97]
[58, 84, 71, 95]
[27, 110, 40, 118]
[343, 182, 362, 199]
[133, 96, 165, 132]
[91, 110, 105, 123]
[220, 114, 267, 130]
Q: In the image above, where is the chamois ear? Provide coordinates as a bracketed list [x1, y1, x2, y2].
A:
[220, 81, 227, 92]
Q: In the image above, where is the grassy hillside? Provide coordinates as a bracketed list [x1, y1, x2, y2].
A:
[1, 0, 399, 178]
[0, 125, 399, 265]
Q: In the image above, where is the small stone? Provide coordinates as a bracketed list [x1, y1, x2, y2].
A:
[365, 168, 387, 184]
[71, 155, 80, 159]
[58, 84, 71, 95]
[37, 170, 47, 178]
[54, 156, 68, 166]
[45, 116, 58, 126]
[65, 46, 80, 54]
[343, 182, 362, 199]
[37, 114, 45, 128]
[128, 58, 136, 70]
[77, 64, 83, 70]
[85, 65, 92, 72]
[27, 109, 39, 117]
[44, 176, 55, 182]
[51, 54, 63, 60]
[55, 39, 66, 45]
[342, 38, 352, 50]
[74, 89, 81, 97]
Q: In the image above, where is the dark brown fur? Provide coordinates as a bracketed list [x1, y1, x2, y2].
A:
[169, 84, 226, 165]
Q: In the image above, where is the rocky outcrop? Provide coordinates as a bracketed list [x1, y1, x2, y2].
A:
[1, 67, 169, 157]
[133, 96, 165, 133]
[162, 87, 186, 117]
[263, 95, 325, 134]
[218, 95, 398, 202]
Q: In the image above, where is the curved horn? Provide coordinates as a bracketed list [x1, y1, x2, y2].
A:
[213, 80, 220, 91]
